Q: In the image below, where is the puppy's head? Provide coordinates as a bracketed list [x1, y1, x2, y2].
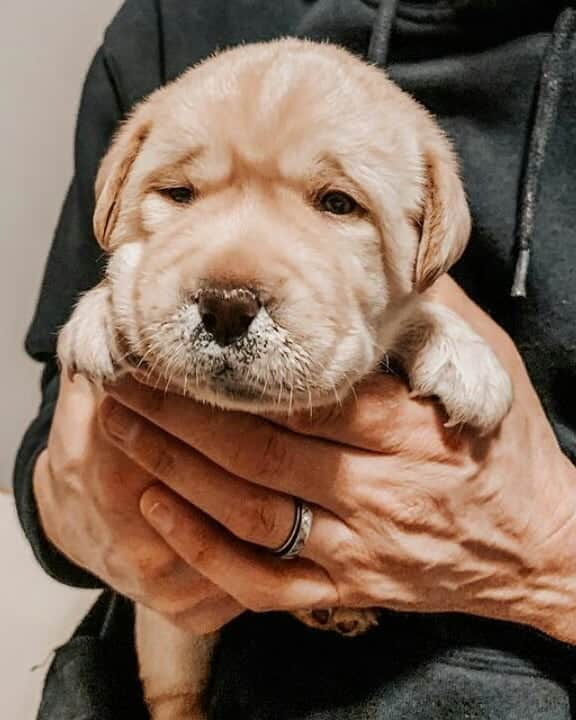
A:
[96, 39, 470, 411]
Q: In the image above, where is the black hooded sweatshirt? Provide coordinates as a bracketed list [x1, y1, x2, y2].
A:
[14, 2, 576, 719]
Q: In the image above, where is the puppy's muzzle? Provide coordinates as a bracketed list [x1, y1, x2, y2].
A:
[197, 286, 260, 347]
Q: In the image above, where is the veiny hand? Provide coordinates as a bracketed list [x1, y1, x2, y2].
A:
[102, 275, 576, 643]
[33, 373, 243, 631]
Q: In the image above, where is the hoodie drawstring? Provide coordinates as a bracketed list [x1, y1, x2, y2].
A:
[367, 0, 400, 66]
[367, 1, 576, 299]
[511, 5, 576, 297]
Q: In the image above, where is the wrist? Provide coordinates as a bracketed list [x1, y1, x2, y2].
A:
[516, 455, 576, 644]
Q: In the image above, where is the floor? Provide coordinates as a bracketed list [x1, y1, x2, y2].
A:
[0, 492, 99, 719]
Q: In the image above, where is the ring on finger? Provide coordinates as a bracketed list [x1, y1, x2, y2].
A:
[271, 498, 313, 560]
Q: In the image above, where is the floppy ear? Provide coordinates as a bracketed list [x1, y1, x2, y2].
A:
[93, 109, 151, 251]
[414, 145, 471, 291]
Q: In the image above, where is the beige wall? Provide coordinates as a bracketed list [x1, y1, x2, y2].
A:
[0, 1, 122, 489]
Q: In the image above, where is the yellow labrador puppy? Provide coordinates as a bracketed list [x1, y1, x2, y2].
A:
[58, 39, 512, 720]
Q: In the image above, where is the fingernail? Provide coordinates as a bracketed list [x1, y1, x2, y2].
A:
[145, 501, 175, 534]
[102, 401, 134, 441]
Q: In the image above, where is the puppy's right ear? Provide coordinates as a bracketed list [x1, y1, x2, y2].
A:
[414, 143, 471, 292]
[93, 107, 151, 251]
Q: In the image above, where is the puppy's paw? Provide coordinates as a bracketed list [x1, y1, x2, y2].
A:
[57, 283, 122, 384]
[404, 303, 513, 434]
[293, 607, 379, 637]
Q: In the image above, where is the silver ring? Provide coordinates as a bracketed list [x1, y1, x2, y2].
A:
[271, 499, 313, 560]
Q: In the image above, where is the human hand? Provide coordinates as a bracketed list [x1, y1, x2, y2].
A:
[33, 373, 242, 632]
[101, 275, 576, 644]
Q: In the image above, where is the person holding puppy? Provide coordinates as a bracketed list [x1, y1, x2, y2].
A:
[15, 1, 576, 719]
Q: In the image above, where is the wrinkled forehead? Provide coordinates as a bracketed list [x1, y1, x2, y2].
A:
[134, 45, 411, 184]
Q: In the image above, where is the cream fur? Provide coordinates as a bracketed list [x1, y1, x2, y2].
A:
[57, 39, 512, 719]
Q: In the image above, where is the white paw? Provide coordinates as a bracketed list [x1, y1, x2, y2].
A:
[406, 303, 513, 434]
[57, 284, 122, 384]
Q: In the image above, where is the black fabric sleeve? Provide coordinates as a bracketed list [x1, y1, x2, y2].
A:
[12, 47, 123, 588]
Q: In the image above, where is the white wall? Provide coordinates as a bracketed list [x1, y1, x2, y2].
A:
[0, 1, 122, 489]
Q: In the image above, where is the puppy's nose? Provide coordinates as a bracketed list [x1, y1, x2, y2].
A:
[197, 287, 260, 346]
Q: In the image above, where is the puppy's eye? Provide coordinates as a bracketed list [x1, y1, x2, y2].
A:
[159, 187, 196, 204]
[318, 190, 359, 215]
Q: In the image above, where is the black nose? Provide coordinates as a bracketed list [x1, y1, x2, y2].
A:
[197, 287, 260, 346]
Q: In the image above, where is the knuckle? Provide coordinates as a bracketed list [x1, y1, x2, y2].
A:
[387, 486, 448, 528]
[325, 526, 362, 569]
[102, 541, 177, 591]
[148, 439, 177, 479]
[100, 540, 129, 585]
[451, 454, 481, 481]
[234, 497, 282, 545]
[181, 524, 212, 568]
[254, 429, 290, 480]
[254, 499, 283, 544]
[133, 549, 178, 585]
[48, 441, 86, 482]
[330, 457, 363, 514]
[217, 502, 239, 535]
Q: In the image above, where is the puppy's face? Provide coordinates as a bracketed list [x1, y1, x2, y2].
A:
[97, 40, 469, 411]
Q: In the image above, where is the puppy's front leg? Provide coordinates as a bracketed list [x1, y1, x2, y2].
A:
[397, 301, 513, 433]
[136, 605, 217, 720]
[57, 281, 123, 383]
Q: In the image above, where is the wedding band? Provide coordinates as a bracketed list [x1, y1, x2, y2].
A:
[271, 499, 313, 560]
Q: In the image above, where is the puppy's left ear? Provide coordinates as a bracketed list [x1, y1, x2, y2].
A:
[414, 144, 471, 291]
[93, 103, 152, 251]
